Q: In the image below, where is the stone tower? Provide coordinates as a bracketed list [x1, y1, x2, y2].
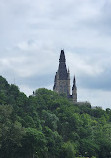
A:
[53, 50, 70, 97]
[53, 50, 77, 103]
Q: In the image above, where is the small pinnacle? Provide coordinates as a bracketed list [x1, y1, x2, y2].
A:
[68, 67, 70, 73]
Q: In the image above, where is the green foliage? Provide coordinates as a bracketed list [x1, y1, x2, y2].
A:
[43, 126, 62, 157]
[0, 77, 111, 158]
[61, 141, 77, 158]
[0, 105, 25, 158]
[20, 128, 47, 158]
[41, 110, 59, 130]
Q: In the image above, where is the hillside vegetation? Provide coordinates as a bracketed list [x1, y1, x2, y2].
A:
[0, 76, 111, 158]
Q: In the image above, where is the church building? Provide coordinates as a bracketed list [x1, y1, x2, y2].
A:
[53, 50, 77, 103]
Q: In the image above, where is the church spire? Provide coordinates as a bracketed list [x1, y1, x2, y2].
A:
[53, 49, 77, 101]
[72, 75, 77, 102]
[72, 75, 76, 90]
[59, 50, 66, 62]
[58, 50, 67, 80]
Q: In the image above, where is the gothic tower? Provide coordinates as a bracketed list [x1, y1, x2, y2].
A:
[53, 50, 70, 97]
[53, 50, 77, 103]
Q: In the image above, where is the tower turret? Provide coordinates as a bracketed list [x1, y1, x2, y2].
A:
[72, 76, 77, 103]
[67, 68, 70, 95]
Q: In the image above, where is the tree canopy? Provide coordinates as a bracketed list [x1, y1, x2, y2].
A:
[0, 76, 111, 158]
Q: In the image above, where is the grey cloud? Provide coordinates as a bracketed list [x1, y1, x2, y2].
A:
[78, 71, 111, 91]
[0, 0, 111, 108]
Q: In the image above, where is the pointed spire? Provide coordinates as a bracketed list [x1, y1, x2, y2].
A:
[67, 67, 70, 79]
[68, 67, 70, 73]
[73, 75, 75, 84]
[58, 50, 68, 80]
[59, 50, 66, 62]
[72, 75, 77, 102]
[72, 75, 76, 90]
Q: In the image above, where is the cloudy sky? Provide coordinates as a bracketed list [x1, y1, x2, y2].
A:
[0, 0, 111, 109]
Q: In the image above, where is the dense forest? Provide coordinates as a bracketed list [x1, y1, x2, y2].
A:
[0, 76, 111, 158]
